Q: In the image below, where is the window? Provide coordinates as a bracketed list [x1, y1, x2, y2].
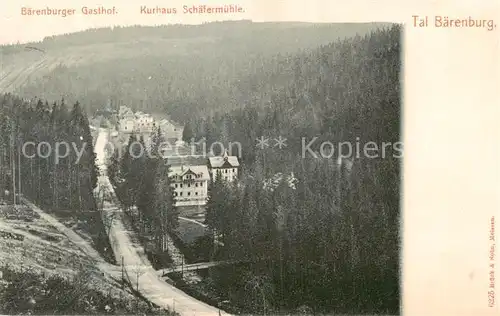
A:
[233, 168, 236, 172]
[180, 192, 183, 196]
[225, 170, 228, 174]
[195, 183, 198, 187]
[175, 184, 178, 188]
[180, 184, 183, 188]
[174, 192, 178, 196]
[195, 192, 198, 195]
[188, 184, 191, 188]
[188, 192, 191, 196]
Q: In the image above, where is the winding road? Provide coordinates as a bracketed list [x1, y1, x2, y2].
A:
[94, 128, 230, 316]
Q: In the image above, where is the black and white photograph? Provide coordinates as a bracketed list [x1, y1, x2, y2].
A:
[0, 13, 402, 316]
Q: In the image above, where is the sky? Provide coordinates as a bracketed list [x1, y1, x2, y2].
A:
[1, 0, 496, 45]
[0, 0, 420, 45]
[1, 0, 498, 44]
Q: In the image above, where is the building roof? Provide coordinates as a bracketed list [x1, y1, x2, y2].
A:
[160, 119, 173, 125]
[161, 115, 184, 126]
[119, 106, 133, 115]
[160, 119, 184, 130]
[120, 115, 135, 123]
[96, 108, 117, 115]
[121, 111, 135, 117]
[169, 165, 210, 181]
[208, 155, 240, 168]
[166, 156, 208, 167]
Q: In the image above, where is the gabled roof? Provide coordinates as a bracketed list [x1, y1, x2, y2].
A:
[119, 106, 132, 113]
[183, 169, 197, 176]
[169, 165, 210, 181]
[121, 112, 135, 118]
[209, 156, 240, 168]
[166, 156, 208, 167]
[160, 119, 174, 125]
[160, 119, 183, 129]
[208, 151, 240, 168]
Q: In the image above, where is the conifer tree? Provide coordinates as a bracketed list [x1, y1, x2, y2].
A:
[153, 157, 177, 252]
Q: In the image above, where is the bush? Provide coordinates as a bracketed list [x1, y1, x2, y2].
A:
[0, 265, 176, 315]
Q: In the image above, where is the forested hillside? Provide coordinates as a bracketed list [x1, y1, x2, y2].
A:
[0, 94, 98, 211]
[1, 22, 403, 314]
[0, 92, 118, 272]
[196, 25, 402, 314]
[0, 21, 390, 122]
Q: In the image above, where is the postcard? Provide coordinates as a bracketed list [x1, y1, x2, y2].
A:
[0, 0, 498, 315]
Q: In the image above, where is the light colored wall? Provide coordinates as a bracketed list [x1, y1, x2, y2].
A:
[120, 119, 135, 132]
[170, 171, 209, 206]
[161, 121, 183, 140]
[134, 116, 154, 133]
[172, 180, 207, 198]
[211, 167, 238, 182]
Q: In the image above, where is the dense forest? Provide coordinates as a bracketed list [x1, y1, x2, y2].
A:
[0, 93, 98, 211]
[0, 93, 117, 263]
[1, 21, 391, 123]
[108, 23, 402, 314]
[1, 21, 402, 314]
[189, 25, 401, 314]
[107, 129, 179, 252]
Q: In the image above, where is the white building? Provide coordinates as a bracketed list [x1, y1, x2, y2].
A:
[118, 107, 156, 134]
[160, 119, 183, 141]
[208, 151, 240, 182]
[119, 112, 135, 133]
[119, 106, 133, 116]
[169, 164, 210, 207]
[135, 112, 154, 133]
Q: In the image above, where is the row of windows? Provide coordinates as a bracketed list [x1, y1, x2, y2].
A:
[217, 168, 237, 173]
[123, 125, 152, 130]
[174, 182, 204, 188]
[172, 174, 203, 181]
[184, 174, 202, 179]
[174, 191, 204, 197]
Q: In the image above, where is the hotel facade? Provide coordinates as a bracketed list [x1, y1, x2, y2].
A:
[167, 152, 240, 207]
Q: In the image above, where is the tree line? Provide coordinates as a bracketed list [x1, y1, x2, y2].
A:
[0, 93, 98, 211]
[7, 22, 389, 123]
[1, 21, 402, 314]
[192, 25, 401, 314]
